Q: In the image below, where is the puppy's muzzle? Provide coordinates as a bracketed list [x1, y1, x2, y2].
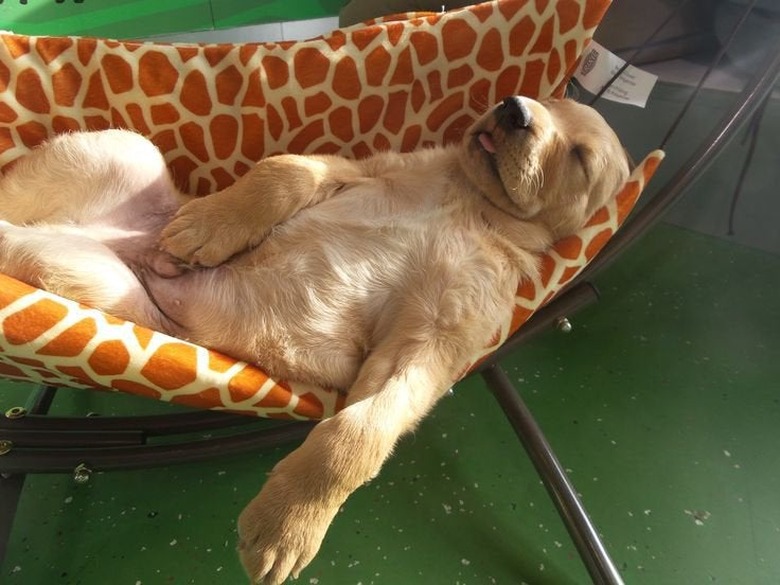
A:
[496, 96, 532, 131]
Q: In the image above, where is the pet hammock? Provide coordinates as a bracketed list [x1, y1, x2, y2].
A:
[2, 0, 778, 582]
[0, 0, 661, 417]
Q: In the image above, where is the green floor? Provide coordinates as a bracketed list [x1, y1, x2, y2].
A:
[2, 221, 779, 585]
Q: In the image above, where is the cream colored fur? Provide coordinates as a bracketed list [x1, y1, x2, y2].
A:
[0, 97, 629, 584]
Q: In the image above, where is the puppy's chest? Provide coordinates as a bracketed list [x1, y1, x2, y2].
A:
[250, 183, 487, 278]
[301, 181, 466, 232]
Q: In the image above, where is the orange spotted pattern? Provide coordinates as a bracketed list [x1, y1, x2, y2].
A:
[0, 0, 663, 419]
[0, 0, 610, 193]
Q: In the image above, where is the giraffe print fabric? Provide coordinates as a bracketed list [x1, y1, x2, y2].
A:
[0, 0, 664, 418]
[0, 0, 610, 193]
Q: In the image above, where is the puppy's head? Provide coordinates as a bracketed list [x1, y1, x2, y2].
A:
[460, 97, 630, 238]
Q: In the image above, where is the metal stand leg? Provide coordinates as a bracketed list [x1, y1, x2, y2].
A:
[481, 365, 624, 585]
[0, 474, 25, 566]
[0, 385, 58, 567]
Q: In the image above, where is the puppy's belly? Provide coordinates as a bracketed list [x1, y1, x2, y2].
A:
[140, 264, 369, 389]
[139, 204, 503, 389]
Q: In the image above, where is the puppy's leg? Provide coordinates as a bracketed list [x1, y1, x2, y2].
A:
[237, 338, 462, 585]
[0, 130, 179, 226]
[237, 244, 516, 584]
[0, 222, 167, 328]
[160, 154, 361, 267]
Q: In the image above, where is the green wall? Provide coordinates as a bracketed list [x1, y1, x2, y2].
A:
[0, 0, 344, 39]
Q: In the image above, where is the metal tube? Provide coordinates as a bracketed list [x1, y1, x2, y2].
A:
[481, 365, 624, 585]
[24, 384, 58, 413]
[0, 475, 25, 568]
[0, 385, 59, 567]
[0, 422, 313, 474]
[0, 409, 260, 434]
[2, 428, 145, 448]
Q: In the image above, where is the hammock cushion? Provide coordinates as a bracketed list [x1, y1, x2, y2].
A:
[0, 0, 663, 419]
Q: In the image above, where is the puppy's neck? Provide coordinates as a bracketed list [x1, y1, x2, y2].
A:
[440, 148, 553, 253]
[391, 146, 555, 259]
[477, 202, 554, 253]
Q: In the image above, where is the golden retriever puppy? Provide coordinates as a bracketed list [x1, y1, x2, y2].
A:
[0, 97, 629, 584]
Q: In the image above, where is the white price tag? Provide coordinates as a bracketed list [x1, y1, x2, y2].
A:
[574, 41, 657, 108]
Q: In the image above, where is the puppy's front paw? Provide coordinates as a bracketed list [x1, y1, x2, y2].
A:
[238, 484, 339, 584]
[160, 198, 247, 267]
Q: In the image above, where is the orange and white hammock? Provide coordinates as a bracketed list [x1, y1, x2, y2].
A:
[0, 0, 663, 419]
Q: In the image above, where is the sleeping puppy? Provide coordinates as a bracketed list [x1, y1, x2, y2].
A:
[0, 96, 629, 584]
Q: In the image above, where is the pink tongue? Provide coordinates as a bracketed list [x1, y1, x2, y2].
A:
[478, 132, 496, 153]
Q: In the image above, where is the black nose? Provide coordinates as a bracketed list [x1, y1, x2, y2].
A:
[497, 96, 532, 131]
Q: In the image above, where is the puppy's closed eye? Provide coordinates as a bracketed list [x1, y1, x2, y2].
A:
[570, 144, 591, 180]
